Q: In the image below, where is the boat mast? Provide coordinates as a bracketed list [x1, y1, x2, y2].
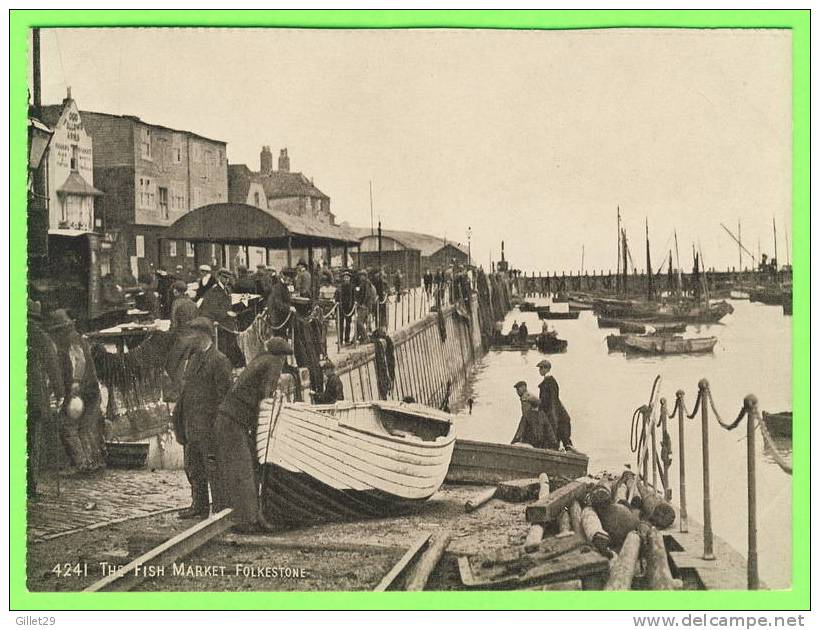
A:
[645, 218, 654, 301]
[674, 229, 682, 296]
[784, 220, 790, 267]
[738, 219, 742, 272]
[616, 206, 622, 294]
[581, 244, 585, 275]
[772, 216, 778, 271]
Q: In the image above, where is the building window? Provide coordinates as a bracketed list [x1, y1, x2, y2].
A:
[185, 241, 195, 257]
[138, 177, 156, 209]
[169, 240, 177, 257]
[70, 145, 79, 171]
[136, 234, 145, 258]
[158, 186, 169, 219]
[140, 127, 152, 160]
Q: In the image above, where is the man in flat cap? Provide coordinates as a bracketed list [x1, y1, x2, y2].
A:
[45, 309, 104, 472]
[536, 360, 573, 451]
[214, 336, 293, 533]
[173, 317, 233, 519]
[195, 264, 215, 302]
[198, 268, 233, 327]
[335, 270, 355, 345]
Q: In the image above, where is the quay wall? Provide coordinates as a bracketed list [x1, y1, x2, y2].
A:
[324, 296, 484, 409]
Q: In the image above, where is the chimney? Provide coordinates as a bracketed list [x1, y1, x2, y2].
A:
[278, 148, 290, 173]
[260, 146, 272, 175]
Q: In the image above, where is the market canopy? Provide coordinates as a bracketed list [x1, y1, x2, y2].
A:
[164, 203, 361, 249]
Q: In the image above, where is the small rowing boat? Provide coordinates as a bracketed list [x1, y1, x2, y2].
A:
[445, 439, 589, 485]
[762, 411, 792, 439]
[257, 398, 456, 525]
[536, 307, 580, 320]
[607, 333, 682, 353]
[623, 335, 717, 355]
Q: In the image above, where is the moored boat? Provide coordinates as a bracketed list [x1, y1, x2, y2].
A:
[536, 307, 580, 320]
[445, 439, 589, 485]
[257, 397, 456, 525]
[762, 411, 792, 438]
[623, 335, 717, 355]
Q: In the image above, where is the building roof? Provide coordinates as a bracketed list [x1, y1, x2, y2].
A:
[38, 104, 65, 129]
[57, 171, 103, 196]
[231, 164, 329, 200]
[67, 109, 227, 145]
[350, 227, 469, 257]
[164, 203, 359, 248]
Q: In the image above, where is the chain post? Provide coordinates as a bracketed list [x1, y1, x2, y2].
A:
[676, 389, 688, 533]
[744, 394, 759, 590]
[699, 378, 715, 560]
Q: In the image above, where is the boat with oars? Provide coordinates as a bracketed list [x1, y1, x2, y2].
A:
[256, 396, 456, 526]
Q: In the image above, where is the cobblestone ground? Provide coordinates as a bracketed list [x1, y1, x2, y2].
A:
[27, 469, 190, 542]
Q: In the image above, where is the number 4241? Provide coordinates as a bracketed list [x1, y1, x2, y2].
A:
[51, 562, 88, 577]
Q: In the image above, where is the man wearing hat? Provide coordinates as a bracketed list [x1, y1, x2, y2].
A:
[511, 381, 557, 449]
[45, 309, 104, 472]
[253, 263, 273, 298]
[265, 268, 293, 338]
[335, 270, 354, 345]
[312, 360, 344, 404]
[170, 280, 198, 331]
[27, 299, 64, 494]
[294, 259, 312, 299]
[195, 264, 215, 302]
[172, 317, 233, 519]
[536, 360, 573, 451]
[198, 268, 233, 327]
[213, 336, 293, 533]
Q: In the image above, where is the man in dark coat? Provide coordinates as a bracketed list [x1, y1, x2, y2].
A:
[536, 360, 573, 450]
[518, 321, 529, 345]
[294, 260, 312, 298]
[173, 317, 234, 519]
[27, 300, 64, 495]
[313, 361, 344, 403]
[253, 264, 273, 298]
[170, 281, 198, 331]
[214, 337, 293, 532]
[335, 271, 354, 345]
[46, 309, 104, 472]
[511, 381, 558, 449]
[198, 268, 233, 327]
[233, 265, 258, 294]
[266, 270, 293, 338]
[195, 264, 216, 302]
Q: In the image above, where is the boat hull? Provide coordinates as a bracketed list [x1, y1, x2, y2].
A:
[256, 399, 456, 525]
[537, 309, 580, 320]
[445, 439, 588, 485]
[624, 336, 717, 355]
[762, 411, 792, 438]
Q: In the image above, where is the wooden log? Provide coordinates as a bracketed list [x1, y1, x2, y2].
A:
[604, 530, 642, 590]
[373, 532, 432, 592]
[496, 477, 543, 503]
[557, 508, 573, 537]
[625, 473, 642, 509]
[569, 500, 583, 534]
[581, 506, 611, 554]
[637, 479, 676, 529]
[588, 476, 618, 507]
[644, 526, 677, 590]
[596, 502, 641, 547]
[465, 487, 497, 512]
[526, 478, 594, 524]
[405, 530, 452, 591]
[524, 474, 551, 551]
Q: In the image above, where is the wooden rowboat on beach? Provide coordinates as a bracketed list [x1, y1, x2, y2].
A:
[256, 397, 456, 525]
[445, 439, 589, 485]
[623, 335, 717, 355]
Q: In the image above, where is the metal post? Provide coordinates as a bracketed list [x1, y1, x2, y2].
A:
[336, 300, 342, 355]
[745, 394, 759, 589]
[699, 379, 715, 560]
[675, 390, 688, 533]
[651, 403, 658, 491]
[642, 406, 650, 483]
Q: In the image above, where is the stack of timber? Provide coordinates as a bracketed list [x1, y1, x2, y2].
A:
[256, 397, 456, 526]
[457, 470, 681, 590]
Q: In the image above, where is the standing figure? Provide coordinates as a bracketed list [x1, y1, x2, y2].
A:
[27, 300, 64, 495]
[518, 321, 529, 345]
[173, 318, 233, 519]
[536, 359, 573, 451]
[214, 337, 293, 532]
[45, 309, 104, 472]
[313, 360, 344, 403]
[198, 268, 234, 328]
[294, 260, 312, 299]
[253, 264, 273, 298]
[423, 270, 433, 298]
[354, 270, 375, 343]
[335, 271, 354, 345]
[195, 264, 215, 302]
[511, 381, 558, 449]
[170, 281, 198, 331]
[266, 269, 293, 339]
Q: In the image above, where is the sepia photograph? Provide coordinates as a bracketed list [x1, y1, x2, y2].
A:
[15, 11, 807, 609]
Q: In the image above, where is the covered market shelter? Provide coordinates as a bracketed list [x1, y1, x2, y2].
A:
[162, 202, 361, 271]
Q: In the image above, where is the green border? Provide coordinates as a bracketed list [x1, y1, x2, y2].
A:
[9, 9, 810, 611]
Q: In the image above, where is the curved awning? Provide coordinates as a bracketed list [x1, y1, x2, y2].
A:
[163, 203, 360, 248]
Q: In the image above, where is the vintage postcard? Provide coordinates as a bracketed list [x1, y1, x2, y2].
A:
[11, 10, 809, 614]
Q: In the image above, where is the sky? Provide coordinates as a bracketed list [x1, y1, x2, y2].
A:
[35, 27, 792, 272]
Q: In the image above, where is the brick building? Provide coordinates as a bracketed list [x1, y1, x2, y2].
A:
[228, 146, 333, 224]
[79, 110, 228, 282]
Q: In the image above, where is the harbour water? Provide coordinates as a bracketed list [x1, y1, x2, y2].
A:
[453, 298, 792, 589]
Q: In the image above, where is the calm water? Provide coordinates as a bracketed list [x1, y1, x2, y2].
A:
[453, 298, 792, 589]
